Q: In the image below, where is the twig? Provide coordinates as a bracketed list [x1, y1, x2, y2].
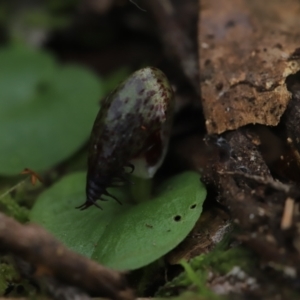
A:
[0, 179, 27, 200]
[218, 170, 293, 194]
[129, 0, 146, 12]
[0, 213, 134, 300]
[281, 197, 295, 230]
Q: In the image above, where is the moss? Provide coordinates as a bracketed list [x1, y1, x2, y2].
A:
[171, 291, 222, 300]
[0, 176, 46, 222]
[156, 235, 256, 298]
[206, 247, 255, 274]
[0, 261, 19, 295]
[0, 190, 29, 223]
[0, 256, 37, 297]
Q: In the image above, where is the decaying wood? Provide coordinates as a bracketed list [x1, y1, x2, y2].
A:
[198, 0, 300, 134]
[284, 75, 300, 160]
[0, 213, 134, 300]
[205, 130, 300, 270]
[217, 171, 296, 195]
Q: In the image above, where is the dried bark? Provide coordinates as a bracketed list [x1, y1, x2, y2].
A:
[198, 0, 300, 134]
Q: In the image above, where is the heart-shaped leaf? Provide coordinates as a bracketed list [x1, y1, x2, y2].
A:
[0, 45, 103, 175]
[30, 171, 206, 270]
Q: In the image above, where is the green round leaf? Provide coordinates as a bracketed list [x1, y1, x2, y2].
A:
[0, 45, 102, 175]
[30, 171, 206, 270]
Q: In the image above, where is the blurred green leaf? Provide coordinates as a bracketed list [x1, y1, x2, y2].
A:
[101, 67, 131, 95]
[0, 45, 103, 175]
[46, 0, 79, 12]
[23, 10, 71, 29]
[30, 171, 206, 270]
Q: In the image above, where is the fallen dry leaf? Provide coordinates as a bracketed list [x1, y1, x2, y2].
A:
[166, 207, 231, 264]
[198, 0, 300, 134]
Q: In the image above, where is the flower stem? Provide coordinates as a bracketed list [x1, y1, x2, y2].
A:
[130, 176, 153, 204]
